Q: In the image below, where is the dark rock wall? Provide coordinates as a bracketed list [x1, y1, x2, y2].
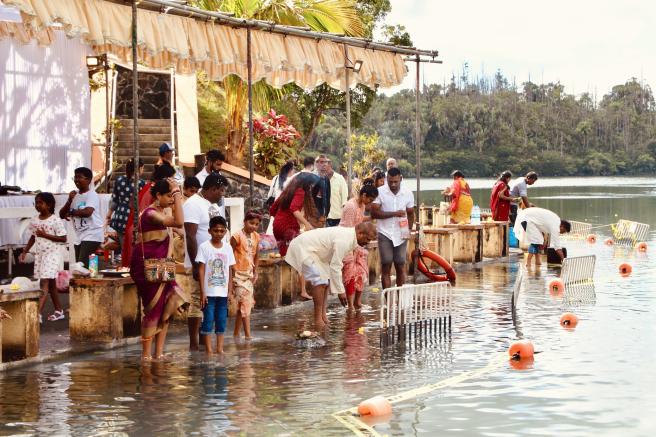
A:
[115, 65, 171, 119]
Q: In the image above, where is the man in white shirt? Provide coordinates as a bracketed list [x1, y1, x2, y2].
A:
[195, 149, 225, 186]
[285, 222, 377, 330]
[509, 171, 538, 225]
[513, 207, 571, 267]
[59, 167, 104, 267]
[370, 167, 415, 289]
[326, 160, 348, 227]
[182, 173, 229, 350]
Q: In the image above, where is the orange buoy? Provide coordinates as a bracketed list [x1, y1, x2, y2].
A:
[619, 263, 632, 277]
[560, 312, 579, 328]
[548, 278, 565, 296]
[509, 356, 534, 370]
[586, 234, 597, 244]
[604, 238, 614, 246]
[508, 340, 535, 360]
[635, 242, 648, 252]
[357, 395, 392, 417]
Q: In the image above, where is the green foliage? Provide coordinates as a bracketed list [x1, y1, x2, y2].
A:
[380, 24, 412, 47]
[310, 75, 656, 177]
[196, 72, 228, 153]
[345, 133, 385, 178]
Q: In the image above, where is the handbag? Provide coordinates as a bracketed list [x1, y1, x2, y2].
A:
[139, 209, 176, 283]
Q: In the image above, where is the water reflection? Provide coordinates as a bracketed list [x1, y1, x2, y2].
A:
[1, 181, 655, 436]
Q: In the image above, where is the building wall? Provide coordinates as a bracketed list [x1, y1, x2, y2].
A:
[0, 30, 91, 192]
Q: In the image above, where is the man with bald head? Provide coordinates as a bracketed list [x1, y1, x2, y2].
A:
[285, 222, 377, 330]
[386, 158, 398, 171]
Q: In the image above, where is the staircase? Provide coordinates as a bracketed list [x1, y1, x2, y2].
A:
[113, 119, 173, 179]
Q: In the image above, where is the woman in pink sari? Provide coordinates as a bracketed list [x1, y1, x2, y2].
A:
[130, 179, 188, 360]
[340, 182, 379, 310]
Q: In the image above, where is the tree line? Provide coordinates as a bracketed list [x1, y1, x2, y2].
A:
[310, 73, 656, 177]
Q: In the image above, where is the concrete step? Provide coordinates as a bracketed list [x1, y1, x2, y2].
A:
[116, 141, 172, 150]
[116, 125, 172, 134]
[118, 118, 171, 127]
[116, 133, 172, 142]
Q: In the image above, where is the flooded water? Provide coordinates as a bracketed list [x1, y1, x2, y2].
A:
[1, 177, 655, 436]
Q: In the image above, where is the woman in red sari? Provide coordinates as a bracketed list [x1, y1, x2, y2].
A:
[340, 182, 379, 310]
[130, 179, 188, 360]
[270, 172, 320, 256]
[490, 170, 517, 221]
[270, 172, 320, 301]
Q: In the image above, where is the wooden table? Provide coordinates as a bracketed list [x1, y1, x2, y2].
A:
[443, 224, 484, 263]
[69, 276, 141, 341]
[481, 221, 509, 258]
[421, 228, 457, 266]
[0, 289, 41, 362]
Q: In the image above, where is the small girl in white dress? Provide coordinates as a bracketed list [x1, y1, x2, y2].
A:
[19, 192, 67, 322]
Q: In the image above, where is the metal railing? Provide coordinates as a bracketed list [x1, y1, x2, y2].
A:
[379, 282, 453, 346]
[561, 255, 596, 286]
[563, 220, 593, 239]
[612, 220, 650, 247]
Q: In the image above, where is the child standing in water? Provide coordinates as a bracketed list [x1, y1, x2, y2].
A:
[19, 193, 67, 322]
[230, 211, 261, 339]
[196, 216, 235, 354]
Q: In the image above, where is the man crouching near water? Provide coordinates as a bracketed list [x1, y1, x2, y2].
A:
[514, 207, 571, 268]
[285, 223, 378, 330]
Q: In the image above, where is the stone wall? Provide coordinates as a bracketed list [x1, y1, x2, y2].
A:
[115, 65, 171, 119]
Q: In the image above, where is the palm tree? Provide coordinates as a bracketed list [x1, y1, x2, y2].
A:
[190, 0, 365, 165]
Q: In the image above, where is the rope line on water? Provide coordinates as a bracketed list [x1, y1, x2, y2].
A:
[331, 352, 508, 436]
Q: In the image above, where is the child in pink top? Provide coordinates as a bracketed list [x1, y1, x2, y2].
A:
[230, 211, 261, 339]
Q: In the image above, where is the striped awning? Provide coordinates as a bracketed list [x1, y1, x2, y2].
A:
[1, 0, 408, 90]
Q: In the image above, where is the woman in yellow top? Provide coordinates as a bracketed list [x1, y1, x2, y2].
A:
[442, 170, 473, 224]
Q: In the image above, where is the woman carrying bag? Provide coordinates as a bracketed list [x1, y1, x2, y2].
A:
[130, 178, 189, 361]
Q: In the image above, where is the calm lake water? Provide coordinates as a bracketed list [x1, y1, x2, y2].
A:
[1, 177, 655, 436]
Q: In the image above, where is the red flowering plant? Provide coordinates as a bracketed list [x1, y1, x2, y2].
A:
[251, 109, 302, 177]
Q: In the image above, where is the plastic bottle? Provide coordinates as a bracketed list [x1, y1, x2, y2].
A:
[399, 217, 410, 239]
[471, 205, 481, 224]
[88, 254, 99, 278]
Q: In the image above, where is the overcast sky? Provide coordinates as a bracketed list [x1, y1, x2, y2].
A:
[381, 0, 655, 97]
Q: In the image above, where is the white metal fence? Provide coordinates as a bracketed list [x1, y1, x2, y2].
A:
[563, 220, 593, 239]
[561, 255, 596, 285]
[379, 282, 453, 346]
[612, 220, 650, 246]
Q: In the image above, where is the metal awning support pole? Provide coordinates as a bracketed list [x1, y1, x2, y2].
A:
[131, 0, 139, 238]
[247, 27, 254, 207]
[413, 56, 421, 284]
[104, 59, 111, 193]
[344, 44, 352, 196]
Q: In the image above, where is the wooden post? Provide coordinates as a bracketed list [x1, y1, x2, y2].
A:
[344, 44, 352, 196]
[247, 27, 255, 207]
[413, 57, 421, 284]
[131, 0, 139, 238]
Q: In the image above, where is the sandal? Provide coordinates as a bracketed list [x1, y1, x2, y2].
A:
[47, 310, 65, 321]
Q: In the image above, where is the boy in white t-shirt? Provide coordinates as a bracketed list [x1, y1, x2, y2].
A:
[59, 167, 104, 267]
[196, 216, 236, 354]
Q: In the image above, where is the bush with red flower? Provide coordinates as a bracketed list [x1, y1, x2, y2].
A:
[251, 109, 302, 177]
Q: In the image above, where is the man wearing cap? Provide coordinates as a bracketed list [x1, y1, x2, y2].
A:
[157, 142, 184, 184]
[157, 142, 174, 167]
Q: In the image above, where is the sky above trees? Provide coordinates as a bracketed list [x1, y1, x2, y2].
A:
[383, 0, 655, 96]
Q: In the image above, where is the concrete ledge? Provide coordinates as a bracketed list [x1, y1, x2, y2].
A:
[0, 335, 141, 372]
